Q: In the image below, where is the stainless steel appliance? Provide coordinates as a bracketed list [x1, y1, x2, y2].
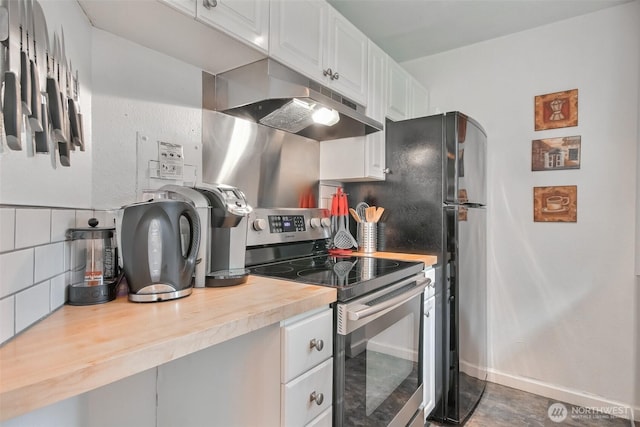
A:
[345, 112, 488, 424]
[120, 199, 201, 302]
[246, 207, 429, 427]
[208, 59, 382, 141]
[160, 184, 253, 287]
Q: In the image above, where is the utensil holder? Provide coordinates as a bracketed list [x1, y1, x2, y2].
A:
[357, 222, 377, 253]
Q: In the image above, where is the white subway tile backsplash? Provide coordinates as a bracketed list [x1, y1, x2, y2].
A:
[0, 296, 15, 343]
[16, 281, 50, 333]
[34, 243, 65, 283]
[0, 248, 34, 298]
[15, 208, 51, 249]
[51, 209, 76, 243]
[50, 273, 67, 310]
[0, 208, 16, 252]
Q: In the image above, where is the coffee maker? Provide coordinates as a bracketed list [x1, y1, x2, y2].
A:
[160, 184, 252, 287]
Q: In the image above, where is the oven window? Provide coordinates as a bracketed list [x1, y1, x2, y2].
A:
[337, 295, 423, 425]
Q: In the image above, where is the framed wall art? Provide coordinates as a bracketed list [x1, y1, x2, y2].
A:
[533, 185, 577, 222]
[534, 89, 578, 131]
[531, 136, 581, 171]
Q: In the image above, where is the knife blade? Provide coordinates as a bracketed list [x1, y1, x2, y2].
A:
[26, 0, 42, 133]
[67, 61, 83, 150]
[19, 0, 31, 117]
[54, 31, 69, 166]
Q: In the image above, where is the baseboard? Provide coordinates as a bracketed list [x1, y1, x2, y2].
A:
[487, 368, 636, 423]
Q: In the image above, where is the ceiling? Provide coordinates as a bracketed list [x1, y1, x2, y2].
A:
[327, 0, 633, 63]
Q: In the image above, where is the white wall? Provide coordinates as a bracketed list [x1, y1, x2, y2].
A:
[91, 29, 203, 210]
[403, 2, 639, 413]
[0, 1, 93, 208]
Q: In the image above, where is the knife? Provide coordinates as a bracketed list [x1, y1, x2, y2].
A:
[68, 63, 83, 150]
[26, 0, 42, 133]
[19, 0, 31, 117]
[48, 31, 69, 166]
[31, 0, 50, 153]
[60, 27, 75, 151]
[54, 31, 70, 165]
[2, 1, 22, 150]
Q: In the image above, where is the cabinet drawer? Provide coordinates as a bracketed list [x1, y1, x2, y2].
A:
[282, 308, 333, 382]
[282, 358, 333, 427]
[306, 406, 332, 427]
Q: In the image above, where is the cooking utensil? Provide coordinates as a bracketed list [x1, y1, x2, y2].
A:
[26, 0, 42, 133]
[67, 61, 83, 150]
[333, 192, 354, 249]
[349, 208, 361, 223]
[355, 202, 369, 223]
[60, 27, 75, 151]
[374, 207, 385, 222]
[19, 0, 31, 117]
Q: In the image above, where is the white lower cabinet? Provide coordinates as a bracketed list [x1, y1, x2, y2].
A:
[281, 307, 334, 426]
[423, 294, 436, 420]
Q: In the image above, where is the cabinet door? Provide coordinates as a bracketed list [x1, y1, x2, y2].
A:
[196, 0, 269, 52]
[159, 0, 196, 16]
[409, 79, 429, 119]
[270, 0, 327, 81]
[386, 60, 410, 121]
[364, 41, 387, 180]
[282, 358, 333, 427]
[325, 6, 368, 105]
[423, 296, 436, 419]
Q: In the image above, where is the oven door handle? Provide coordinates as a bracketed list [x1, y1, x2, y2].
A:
[347, 278, 430, 321]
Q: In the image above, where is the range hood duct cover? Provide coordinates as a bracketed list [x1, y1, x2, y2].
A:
[212, 59, 383, 141]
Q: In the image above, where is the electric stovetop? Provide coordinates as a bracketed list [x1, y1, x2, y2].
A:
[249, 254, 424, 302]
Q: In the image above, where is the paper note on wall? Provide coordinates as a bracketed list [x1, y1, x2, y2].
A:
[158, 141, 184, 180]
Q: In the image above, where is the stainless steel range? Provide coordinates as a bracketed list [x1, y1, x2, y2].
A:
[246, 208, 430, 427]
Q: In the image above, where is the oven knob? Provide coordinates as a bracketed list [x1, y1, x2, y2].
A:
[252, 219, 267, 231]
[310, 218, 321, 229]
[320, 217, 331, 228]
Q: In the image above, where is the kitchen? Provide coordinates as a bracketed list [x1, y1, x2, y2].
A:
[0, 0, 638, 426]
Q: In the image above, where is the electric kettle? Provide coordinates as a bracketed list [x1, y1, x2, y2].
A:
[120, 199, 200, 302]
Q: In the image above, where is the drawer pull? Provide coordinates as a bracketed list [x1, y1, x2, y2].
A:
[309, 338, 324, 352]
[309, 391, 324, 406]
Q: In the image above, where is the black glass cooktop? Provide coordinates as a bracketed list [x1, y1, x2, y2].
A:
[249, 255, 424, 302]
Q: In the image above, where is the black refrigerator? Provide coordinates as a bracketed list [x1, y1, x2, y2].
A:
[344, 111, 487, 424]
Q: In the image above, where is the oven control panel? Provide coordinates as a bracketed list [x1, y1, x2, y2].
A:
[246, 208, 330, 247]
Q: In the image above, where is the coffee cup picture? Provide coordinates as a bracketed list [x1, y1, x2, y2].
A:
[534, 185, 577, 222]
[545, 195, 569, 211]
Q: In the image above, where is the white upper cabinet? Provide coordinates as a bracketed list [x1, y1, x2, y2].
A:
[409, 78, 429, 118]
[195, 0, 270, 52]
[386, 59, 411, 121]
[270, 0, 368, 105]
[319, 41, 386, 182]
[386, 57, 429, 120]
[325, 7, 368, 105]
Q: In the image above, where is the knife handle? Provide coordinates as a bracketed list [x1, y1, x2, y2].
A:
[58, 139, 70, 167]
[29, 59, 42, 132]
[68, 97, 82, 147]
[20, 51, 31, 116]
[46, 76, 65, 142]
[3, 71, 23, 150]
[35, 94, 49, 153]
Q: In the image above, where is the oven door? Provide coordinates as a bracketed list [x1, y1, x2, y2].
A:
[334, 273, 429, 427]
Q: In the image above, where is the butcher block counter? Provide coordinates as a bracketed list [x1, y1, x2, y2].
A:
[0, 276, 336, 421]
[353, 251, 438, 267]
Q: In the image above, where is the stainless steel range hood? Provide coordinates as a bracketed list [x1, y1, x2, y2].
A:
[211, 59, 383, 141]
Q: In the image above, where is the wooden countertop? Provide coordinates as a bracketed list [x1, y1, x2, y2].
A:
[0, 276, 336, 421]
[351, 251, 438, 267]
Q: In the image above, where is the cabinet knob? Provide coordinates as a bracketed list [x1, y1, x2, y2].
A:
[310, 391, 324, 406]
[203, 0, 217, 9]
[426, 312, 430, 318]
[383, 168, 391, 174]
[323, 68, 333, 78]
[309, 338, 324, 351]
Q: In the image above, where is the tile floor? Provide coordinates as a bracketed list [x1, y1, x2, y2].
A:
[427, 382, 638, 427]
